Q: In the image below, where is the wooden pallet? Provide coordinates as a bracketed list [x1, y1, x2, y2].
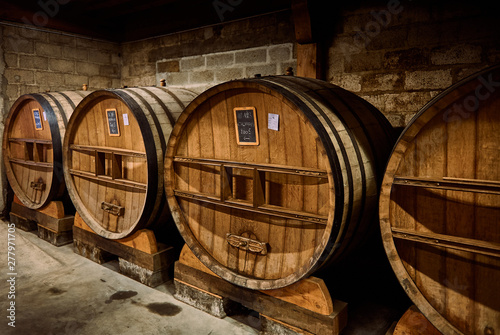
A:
[9, 196, 74, 246]
[174, 245, 348, 335]
[72, 212, 176, 287]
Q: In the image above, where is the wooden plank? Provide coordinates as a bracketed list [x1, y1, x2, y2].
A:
[36, 200, 66, 219]
[391, 228, 500, 258]
[173, 190, 328, 224]
[292, 0, 313, 43]
[74, 212, 158, 254]
[210, 94, 233, 272]
[69, 169, 147, 190]
[393, 176, 500, 195]
[473, 91, 500, 334]
[70, 144, 146, 157]
[174, 261, 347, 335]
[393, 305, 441, 335]
[10, 202, 73, 232]
[413, 112, 447, 317]
[8, 158, 53, 168]
[72, 225, 173, 271]
[297, 43, 321, 79]
[173, 156, 328, 178]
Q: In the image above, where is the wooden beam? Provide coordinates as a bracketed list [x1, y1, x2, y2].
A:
[292, 0, 322, 79]
[297, 43, 322, 79]
[292, 0, 313, 43]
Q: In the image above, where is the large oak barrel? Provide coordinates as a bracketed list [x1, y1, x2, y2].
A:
[165, 76, 395, 290]
[63, 87, 196, 239]
[3, 91, 90, 209]
[379, 65, 500, 334]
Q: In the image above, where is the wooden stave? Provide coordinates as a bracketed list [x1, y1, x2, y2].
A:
[378, 65, 500, 335]
[2, 91, 89, 209]
[63, 87, 196, 239]
[165, 76, 394, 290]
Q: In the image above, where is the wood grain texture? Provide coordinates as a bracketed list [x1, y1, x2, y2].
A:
[165, 76, 395, 290]
[63, 87, 196, 239]
[74, 211, 158, 254]
[3, 91, 89, 209]
[393, 305, 441, 335]
[379, 65, 500, 335]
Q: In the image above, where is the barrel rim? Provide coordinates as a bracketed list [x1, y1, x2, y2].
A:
[62, 89, 159, 239]
[165, 76, 358, 290]
[378, 64, 500, 335]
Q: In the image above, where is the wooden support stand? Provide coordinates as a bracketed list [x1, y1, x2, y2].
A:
[72, 212, 176, 287]
[392, 305, 442, 335]
[9, 196, 73, 246]
[174, 245, 348, 335]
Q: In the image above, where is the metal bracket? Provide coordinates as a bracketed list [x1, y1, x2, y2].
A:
[101, 201, 124, 216]
[30, 179, 46, 191]
[226, 233, 268, 255]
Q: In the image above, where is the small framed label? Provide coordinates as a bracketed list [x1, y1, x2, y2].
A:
[234, 107, 259, 145]
[32, 109, 43, 130]
[106, 109, 120, 136]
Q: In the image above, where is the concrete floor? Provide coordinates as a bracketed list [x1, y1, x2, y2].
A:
[0, 219, 410, 335]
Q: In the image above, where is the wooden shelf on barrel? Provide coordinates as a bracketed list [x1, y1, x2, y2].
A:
[8, 138, 53, 169]
[172, 156, 329, 225]
[68, 144, 148, 191]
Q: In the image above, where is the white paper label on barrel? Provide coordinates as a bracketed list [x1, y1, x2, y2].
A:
[123, 113, 129, 126]
[43, 111, 47, 121]
[268, 113, 279, 131]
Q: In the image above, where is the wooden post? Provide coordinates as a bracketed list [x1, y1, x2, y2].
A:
[292, 0, 322, 79]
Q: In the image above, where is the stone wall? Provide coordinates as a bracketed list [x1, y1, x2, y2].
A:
[0, 23, 121, 213]
[327, 0, 500, 127]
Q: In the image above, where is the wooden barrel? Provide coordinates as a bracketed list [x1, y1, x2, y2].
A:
[379, 65, 500, 334]
[2, 91, 90, 209]
[164, 76, 395, 290]
[63, 87, 196, 239]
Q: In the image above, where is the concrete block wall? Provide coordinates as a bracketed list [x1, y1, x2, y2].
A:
[327, 1, 500, 127]
[121, 11, 296, 93]
[1, 24, 121, 109]
[154, 43, 295, 93]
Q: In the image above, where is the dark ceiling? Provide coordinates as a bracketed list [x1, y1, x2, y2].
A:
[0, 0, 292, 42]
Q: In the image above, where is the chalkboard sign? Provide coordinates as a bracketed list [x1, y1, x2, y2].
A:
[32, 109, 43, 130]
[234, 107, 259, 145]
[106, 109, 120, 136]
